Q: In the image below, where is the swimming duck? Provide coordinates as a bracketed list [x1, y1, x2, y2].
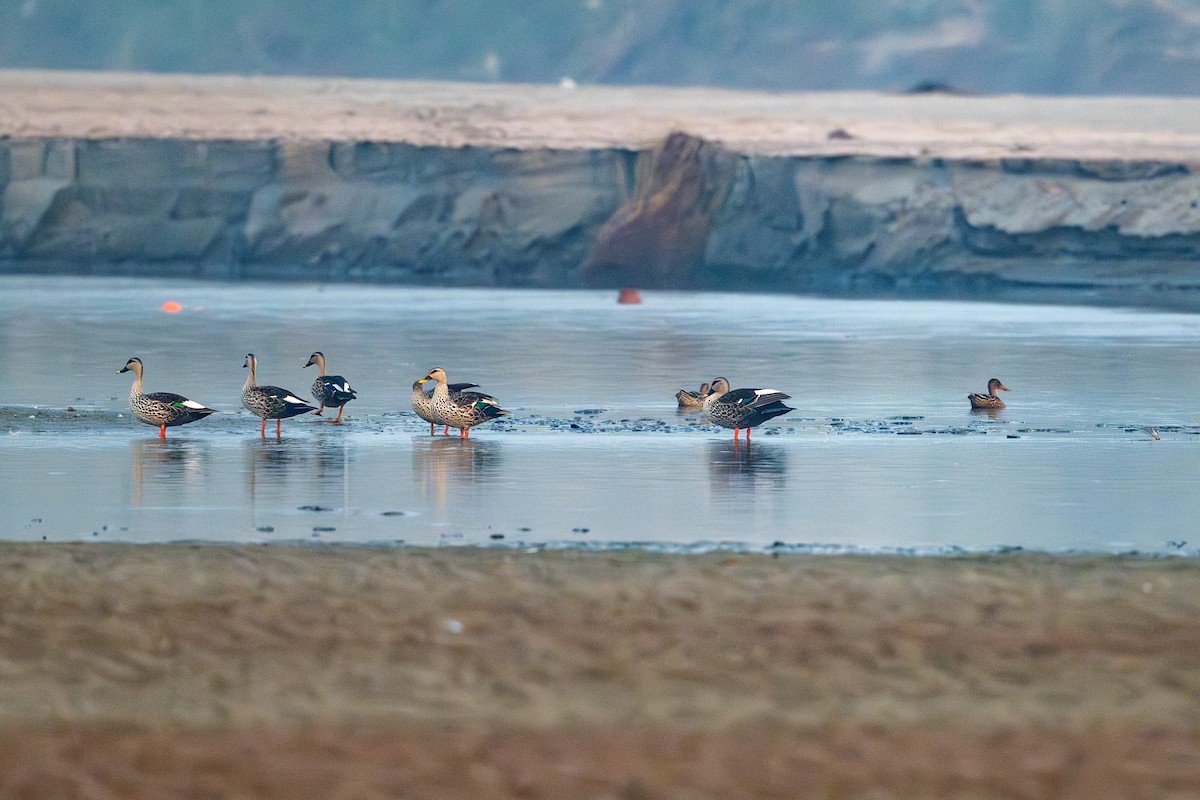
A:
[703, 377, 793, 441]
[241, 353, 316, 436]
[303, 351, 357, 423]
[417, 368, 508, 439]
[411, 378, 480, 435]
[117, 357, 215, 438]
[675, 382, 711, 409]
[968, 378, 1010, 409]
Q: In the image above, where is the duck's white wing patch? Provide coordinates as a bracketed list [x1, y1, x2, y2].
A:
[341, 383, 352, 392]
[181, 400, 209, 409]
[755, 388, 782, 397]
[284, 395, 307, 404]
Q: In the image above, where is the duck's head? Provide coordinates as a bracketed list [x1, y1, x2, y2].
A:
[988, 378, 1010, 394]
[243, 353, 256, 370]
[419, 368, 447, 386]
[117, 357, 143, 376]
[708, 377, 730, 396]
[698, 382, 711, 396]
[304, 351, 325, 369]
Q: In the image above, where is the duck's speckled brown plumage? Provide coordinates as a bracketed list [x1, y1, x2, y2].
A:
[418, 368, 508, 439]
[242, 353, 316, 436]
[304, 351, 357, 422]
[702, 377, 793, 441]
[675, 382, 711, 409]
[968, 378, 1010, 409]
[411, 379, 480, 435]
[117, 357, 215, 438]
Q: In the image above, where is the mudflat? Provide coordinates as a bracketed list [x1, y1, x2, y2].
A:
[1, 542, 1197, 798]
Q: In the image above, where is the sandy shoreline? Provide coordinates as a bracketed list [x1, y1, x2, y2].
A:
[2, 542, 1197, 798]
[6, 68, 1200, 160]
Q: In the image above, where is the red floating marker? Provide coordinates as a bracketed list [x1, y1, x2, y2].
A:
[617, 288, 642, 304]
[162, 301, 183, 313]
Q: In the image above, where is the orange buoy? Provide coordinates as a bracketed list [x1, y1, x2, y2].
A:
[162, 301, 183, 313]
[617, 288, 642, 304]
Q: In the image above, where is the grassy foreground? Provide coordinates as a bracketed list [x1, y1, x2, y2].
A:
[0, 543, 1197, 799]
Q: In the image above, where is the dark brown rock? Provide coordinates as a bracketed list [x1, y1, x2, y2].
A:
[581, 132, 733, 289]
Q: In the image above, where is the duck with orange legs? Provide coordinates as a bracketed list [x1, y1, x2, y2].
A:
[241, 353, 316, 437]
[702, 377, 793, 444]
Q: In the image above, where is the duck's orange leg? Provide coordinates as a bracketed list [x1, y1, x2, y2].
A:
[461, 427, 470, 439]
[443, 426, 450, 436]
[276, 419, 283, 436]
[314, 404, 325, 416]
[333, 406, 345, 423]
[429, 422, 436, 435]
[159, 424, 167, 439]
[260, 418, 267, 438]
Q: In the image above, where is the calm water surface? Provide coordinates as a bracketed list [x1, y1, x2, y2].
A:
[3, 276, 1200, 555]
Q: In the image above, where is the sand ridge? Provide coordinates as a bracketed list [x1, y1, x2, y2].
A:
[6, 69, 1200, 160]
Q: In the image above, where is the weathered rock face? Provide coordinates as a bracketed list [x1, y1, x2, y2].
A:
[0, 138, 628, 286]
[581, 132, 733, 289]
[722, 157, 1200, 304]
[6, 133, 1200, 308]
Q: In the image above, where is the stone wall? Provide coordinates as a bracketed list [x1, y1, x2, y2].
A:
[5, 133, 1200, 308]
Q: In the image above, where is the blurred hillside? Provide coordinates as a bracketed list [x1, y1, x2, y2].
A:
[4, 0, 1200, 95]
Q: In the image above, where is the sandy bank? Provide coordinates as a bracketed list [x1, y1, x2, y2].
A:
[5, 69, 1200, 161]
[1, 543, 1197, 798]
[7, 70, 1200, 305]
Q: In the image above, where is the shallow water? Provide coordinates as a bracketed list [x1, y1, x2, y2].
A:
[3, 276, 1200, 555]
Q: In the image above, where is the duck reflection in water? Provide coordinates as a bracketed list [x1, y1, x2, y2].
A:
[244, 434, 351, 511]
[412, 437, 503, 515]
[245, 435, 301, 475]
[706, 439, 788, 494]
[129, 437, 210, 506]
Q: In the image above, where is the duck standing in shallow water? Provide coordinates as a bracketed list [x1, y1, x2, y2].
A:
[418, 368, 508, 439]
[241, 353, 316, 437]
[303, 351, 357, 422]
[411, 378, 480, 435]
[117, 357, 215, 439]
[703, 377, 793, 442]
[675, 382, 711, 410]
[968, 378, 1010, 409]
